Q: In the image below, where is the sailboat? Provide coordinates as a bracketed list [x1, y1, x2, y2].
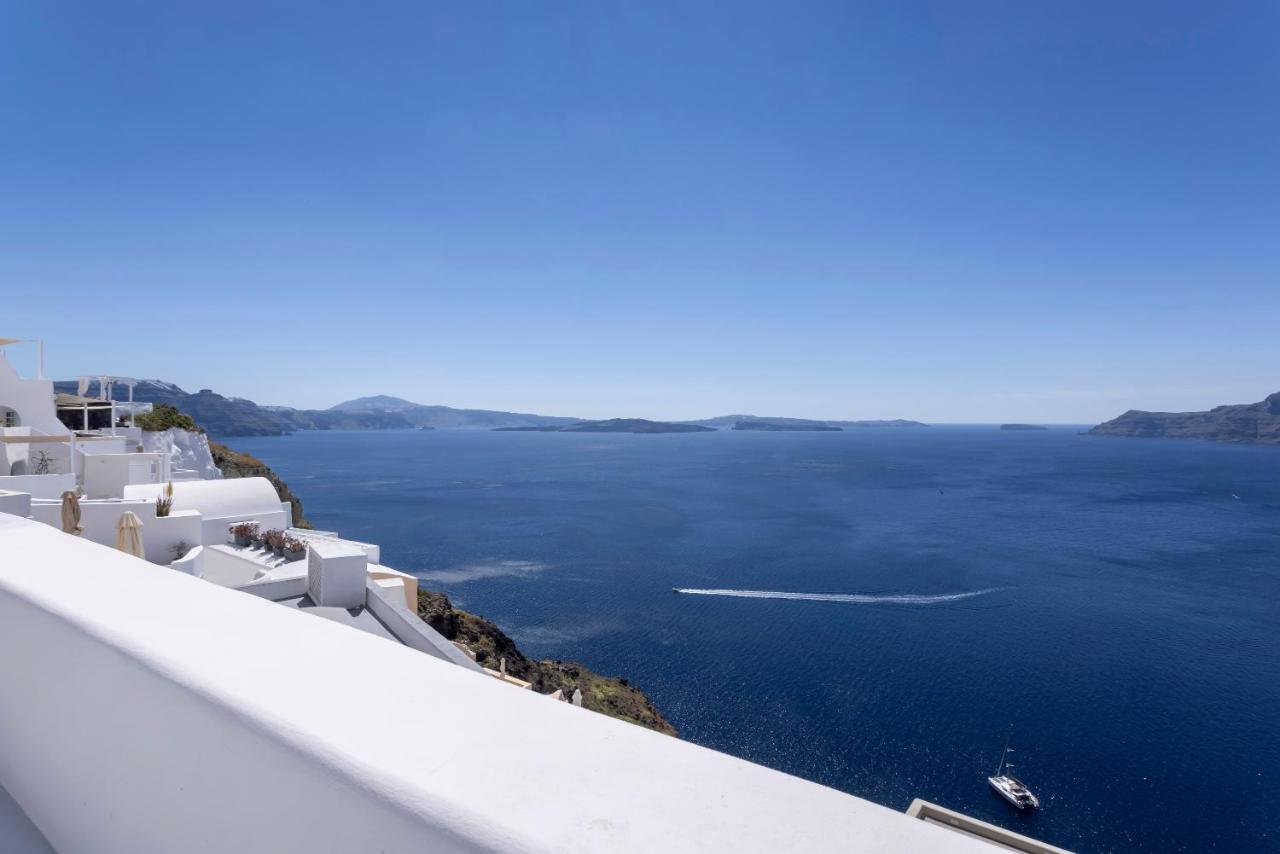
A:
[988, 735, 1040, 809]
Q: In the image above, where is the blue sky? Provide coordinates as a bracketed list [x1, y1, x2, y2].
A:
[2, 2, 1276, 422]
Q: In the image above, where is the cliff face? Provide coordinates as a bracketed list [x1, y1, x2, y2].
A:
[417, 589, 676, 736]
[1089, 392, 1280, 445]
[209, 441, 311, 527]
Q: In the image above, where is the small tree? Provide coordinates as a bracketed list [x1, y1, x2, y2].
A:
[134, 405, 201, 433]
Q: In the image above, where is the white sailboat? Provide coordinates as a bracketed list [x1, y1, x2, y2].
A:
[987, 735, 1040, 809]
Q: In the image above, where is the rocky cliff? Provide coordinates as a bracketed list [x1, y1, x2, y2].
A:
[208, 441, 311, 527]
[417, 589, 676, 735]
[1089, 392, 1280, 444]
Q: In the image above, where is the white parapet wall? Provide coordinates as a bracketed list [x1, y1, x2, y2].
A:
[169, 544, 204, 577]
[0, 473, 76, 501]
[0, 514, 988, 854]
[0, 489, 32, 518]
[29, 500, 203, 565]
[80, 452, 169, 499]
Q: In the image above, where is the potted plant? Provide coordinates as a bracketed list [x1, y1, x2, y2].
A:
[283, 536, 307, 562]
[155, 482, 174, 518]
[267, 529, 286, 557]
[230, 522, 258, 548]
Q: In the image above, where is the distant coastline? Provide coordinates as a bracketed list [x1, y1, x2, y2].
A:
[733, 420, 841, 432]
[63, 379, 924, 438]
[1089, 392, 1280, 445]
[495, 419, 713, 434]
[1000, 423, 1048, 431]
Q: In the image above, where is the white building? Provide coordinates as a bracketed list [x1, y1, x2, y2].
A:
[0, 338, 1069, 854]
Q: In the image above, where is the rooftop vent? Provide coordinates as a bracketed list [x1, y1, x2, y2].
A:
[306, 538, 367, 609]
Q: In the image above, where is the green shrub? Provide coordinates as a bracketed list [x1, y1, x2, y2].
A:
[133, 405, 201, 433]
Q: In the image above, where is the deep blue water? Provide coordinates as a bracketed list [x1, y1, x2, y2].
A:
[231, 427, 1280, 852]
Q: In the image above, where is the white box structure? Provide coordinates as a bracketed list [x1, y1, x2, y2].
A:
[307, 538, 367, 608]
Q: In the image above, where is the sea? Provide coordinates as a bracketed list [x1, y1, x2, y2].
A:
[230, 426, 1280, 853]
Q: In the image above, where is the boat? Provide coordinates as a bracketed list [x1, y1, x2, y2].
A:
[987, 736, 1040, 810]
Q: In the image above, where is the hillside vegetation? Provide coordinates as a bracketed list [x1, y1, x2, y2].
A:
[208, 441, 310, 528]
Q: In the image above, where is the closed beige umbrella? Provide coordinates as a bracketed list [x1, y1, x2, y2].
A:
[114, 511, 146, 559]
[60, 490, 83, 535]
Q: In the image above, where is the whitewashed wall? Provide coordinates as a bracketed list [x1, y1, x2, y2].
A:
[0, 474, 76, 500]
[0, 516, 985, 854]
[0, 356, 65, 435]
[28, 501, 202, 565]
[141, 428, 222, 480]
[0, 490, 31, 518]
[80, 452, 169, 499]
[125, 478, 286, 544]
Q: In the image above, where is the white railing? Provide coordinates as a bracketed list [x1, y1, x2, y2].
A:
[0, 515, 987, 854]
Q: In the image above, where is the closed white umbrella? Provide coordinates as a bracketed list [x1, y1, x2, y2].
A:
[114, 511, 145, 559]
[60, 490, 83, 535]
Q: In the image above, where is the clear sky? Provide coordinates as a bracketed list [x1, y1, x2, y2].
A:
[2, 2, 1276, 423]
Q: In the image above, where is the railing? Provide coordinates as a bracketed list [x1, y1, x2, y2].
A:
[0, 515, 989, 854]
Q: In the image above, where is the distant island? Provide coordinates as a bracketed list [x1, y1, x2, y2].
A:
[495, 419, 714, 434]
[1089, 392, 1280, 445]
[1000, 424, 1048, 431]
[688, 415, 927, 429]
[733, 420, 841, 432]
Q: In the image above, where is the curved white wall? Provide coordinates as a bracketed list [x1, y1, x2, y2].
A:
[124, 477, 286, 543]
[0, 515, 985, 854]
[0, 355, 65, 435]
[124, 477, 280, 519]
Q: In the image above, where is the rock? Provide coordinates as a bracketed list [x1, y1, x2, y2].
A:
[415, 588, 677, 735]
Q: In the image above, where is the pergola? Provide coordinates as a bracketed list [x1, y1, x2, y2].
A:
[64, 376, 141, 437]
[55, 394, 118, 433]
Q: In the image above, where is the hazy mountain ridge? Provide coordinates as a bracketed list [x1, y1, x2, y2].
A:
[1089, 392, 1280, 444]
[56, 381, 580, 435]
[329, 395, 422, 412]
[61, 380, 926, 437]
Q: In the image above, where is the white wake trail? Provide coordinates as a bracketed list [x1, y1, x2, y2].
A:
[672, 587, 1001, 605]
